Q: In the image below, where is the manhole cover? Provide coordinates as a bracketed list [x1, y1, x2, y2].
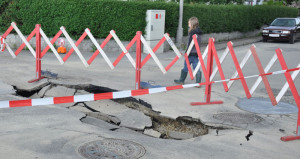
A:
[213, 112, 263, 124]
[237, 97, 298, 114]
[78, 139, 146, 159]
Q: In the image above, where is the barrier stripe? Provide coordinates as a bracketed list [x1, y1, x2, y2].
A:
[110, 30, 136, 69]
[54, 96, 74, 104]
[32, 97, 54, 106]
[250, 45, 277, 106]
[3, 40, 16, 58]
[141, 36, 166, 67]
[184, 53, 194, 80]
[132, 89, 149, 96]
[165, 56, 179, 71]
[276, 63, 300, 103]
[227, 41, 251, 99]
[140, 35, 166, 74]
[113, 34, 138, 67]
[113, 91, 132, 99]
[40, 28, 64, 64]
[210, 46, 229, 81]
[64, 31, 86, 60]
[193, 44, 208, 77]
[183, 37, 194, 80]
[94, 92, 113, 100]
[86, 29, 114, 69]
[61, 27, 89, 67]
[74, 94, 94, 103]
[227, 47, 252, 89]
[63, 31, 87, 62]
[211, 39, 228, 92]
[194, 35, 209, 84]
[11, 22, 36, 58]
[164, 34, 181, 57]
[0, 37, 5, 52]
[41, 30, 63, 57]
[10, 100, 32, 107]
[276, 49, 300, 104]
[276, 48, 300, 135]
[1, 25, 14, 39]
[0, 66, 299, 108]
[166, 85, 183, 91]
[88, 33, 113, 65]
[250, 54, 278, 95]
[15, 29, 36, 56]
[0, 101, 9, 108]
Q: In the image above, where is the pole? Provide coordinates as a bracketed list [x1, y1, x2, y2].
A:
[36, 24, 41, 79]
[176, 0, 183, 45]
[205, 38, 213, 102]
[135, 31, 142, 89]
[28, 24, 44, 83]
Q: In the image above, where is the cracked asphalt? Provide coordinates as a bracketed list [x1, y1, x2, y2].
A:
[0, 36, 300, 159]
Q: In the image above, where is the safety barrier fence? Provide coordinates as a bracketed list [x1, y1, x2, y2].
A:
[0, 22, 181, 87]
[0, 23, 299, 141]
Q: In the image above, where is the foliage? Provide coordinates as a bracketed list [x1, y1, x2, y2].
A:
[183, 4, 297, 34]
[0, 0, 298, 40]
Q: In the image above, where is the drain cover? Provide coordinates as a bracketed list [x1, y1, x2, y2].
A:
[237, 97, 298, 114]
[213, 112, 263, 124]
[78, 139, 146, 159]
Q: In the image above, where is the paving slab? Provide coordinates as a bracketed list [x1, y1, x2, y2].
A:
[86, 100, 152, 130]
[37, 84, 51, 97]
[116, 109, 152, 130]
[44, 85, 76, 97]
[0, 80, 15, 95]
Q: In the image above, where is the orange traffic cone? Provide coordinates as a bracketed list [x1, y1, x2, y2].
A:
[57, 46, 67, 54]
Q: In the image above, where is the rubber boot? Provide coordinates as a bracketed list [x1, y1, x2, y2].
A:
[174, 69, 188, 85]
[196, 71, 202, 88]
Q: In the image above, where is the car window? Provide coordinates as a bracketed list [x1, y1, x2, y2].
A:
[271, 19, 296, 27]
[296, 18, 300, 25]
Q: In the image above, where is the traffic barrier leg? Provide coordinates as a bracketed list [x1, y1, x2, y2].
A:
[191, 38, 223, 106]
[28, 24, 44, 83]
[276, 48, 300, 141]
[227, 42, 251, 99]
[250, 45, 277, 106]
[135, 31, 142, 90]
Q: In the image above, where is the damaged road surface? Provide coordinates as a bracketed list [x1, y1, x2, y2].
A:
[2, 80, 299, 159]
[13, 81, 209, 140]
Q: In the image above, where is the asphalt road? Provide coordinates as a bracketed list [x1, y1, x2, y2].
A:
[0, 37, 299, 159]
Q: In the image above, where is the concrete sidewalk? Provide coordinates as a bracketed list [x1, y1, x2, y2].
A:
[0, 36, 299, 159]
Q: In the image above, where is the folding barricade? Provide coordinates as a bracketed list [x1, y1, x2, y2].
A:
[1, 22, 300, 141]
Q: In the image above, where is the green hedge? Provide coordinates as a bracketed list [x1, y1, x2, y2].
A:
[0, 0, 298, 40]
[183, 5, 298, 35]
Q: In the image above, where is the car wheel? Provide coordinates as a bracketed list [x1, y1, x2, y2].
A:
[289, 33, 295, 44]
[263, 37, 267, 42]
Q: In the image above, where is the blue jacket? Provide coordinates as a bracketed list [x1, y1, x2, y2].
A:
[186, 27, 202, 57]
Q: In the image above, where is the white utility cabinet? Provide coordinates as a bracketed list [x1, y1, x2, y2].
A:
[144, 10, 165, 54]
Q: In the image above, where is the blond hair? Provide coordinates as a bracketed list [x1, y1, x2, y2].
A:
[188, 17, 199, 33]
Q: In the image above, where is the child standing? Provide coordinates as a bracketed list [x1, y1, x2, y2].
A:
[174, 17, 202, 85]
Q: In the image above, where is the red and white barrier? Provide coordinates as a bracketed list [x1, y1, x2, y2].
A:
[1, 22, 300, 141]
[0, 37, 5, 52]
[0, 66, 298, 109]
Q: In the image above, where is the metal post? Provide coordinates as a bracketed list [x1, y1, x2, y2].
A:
[28, 24, 44, 83]
[205, 38, 213, 102]
[135, 31, 142, 89]
[191, 38, 223, 106]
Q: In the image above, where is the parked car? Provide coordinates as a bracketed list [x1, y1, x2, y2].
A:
[262, 18, 300, 44]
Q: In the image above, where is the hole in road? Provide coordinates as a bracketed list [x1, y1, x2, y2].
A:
[12, 83, 214, 140]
